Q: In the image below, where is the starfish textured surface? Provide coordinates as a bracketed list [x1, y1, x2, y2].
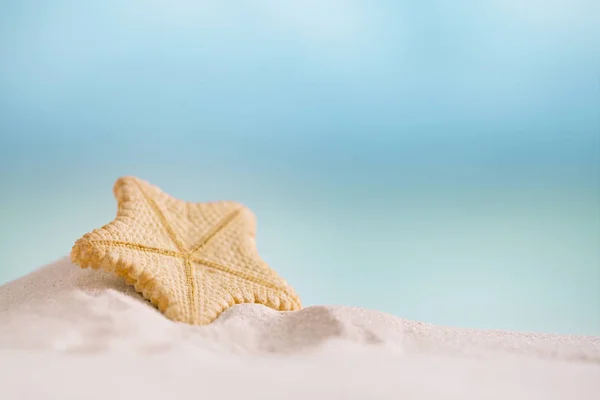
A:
[70, 176, 302, 325]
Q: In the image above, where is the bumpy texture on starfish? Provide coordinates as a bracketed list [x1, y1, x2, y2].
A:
[70, 176, 302, 325]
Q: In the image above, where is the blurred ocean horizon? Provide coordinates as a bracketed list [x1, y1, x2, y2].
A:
[1, 0, 599, 335]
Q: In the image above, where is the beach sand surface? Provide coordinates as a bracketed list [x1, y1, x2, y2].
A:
[1, 258, 598, 399]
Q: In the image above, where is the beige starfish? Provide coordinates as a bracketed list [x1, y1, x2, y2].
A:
[70, 176, 302, 325]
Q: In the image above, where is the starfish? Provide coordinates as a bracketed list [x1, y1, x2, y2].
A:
[70, 176, 302, 325]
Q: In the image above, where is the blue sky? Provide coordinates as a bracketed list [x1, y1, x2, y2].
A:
[0, 0, 599, 335]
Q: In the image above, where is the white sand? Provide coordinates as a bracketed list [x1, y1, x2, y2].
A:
[0, 258, 598, 399]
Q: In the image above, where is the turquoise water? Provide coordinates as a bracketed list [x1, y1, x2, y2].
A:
[1, 1, 599, 335]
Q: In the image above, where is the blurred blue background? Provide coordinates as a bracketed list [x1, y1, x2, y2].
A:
[1, 0, 599, 335]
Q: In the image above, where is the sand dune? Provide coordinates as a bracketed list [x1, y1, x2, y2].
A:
[0, 258, 598, 399]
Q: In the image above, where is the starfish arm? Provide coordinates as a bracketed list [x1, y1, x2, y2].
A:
[71, 239, 194, 323]
[112, 176, 189, 253]
[191, 257, 301, 308]
[85, 240, 182, 258]
[194, 268, 300, 325]
[188, 207, 243, 257]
